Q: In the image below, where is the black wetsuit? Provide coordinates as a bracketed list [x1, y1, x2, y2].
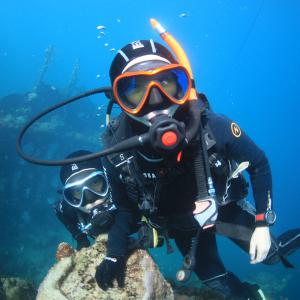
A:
[102, 110, 299, 298]
[54, 200, 113, 249]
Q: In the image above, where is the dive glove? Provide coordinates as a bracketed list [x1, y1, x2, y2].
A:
[95, 256, 126, 290]
[250, 226, 271, 264]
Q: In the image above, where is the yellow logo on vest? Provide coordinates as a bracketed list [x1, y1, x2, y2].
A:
[231, 122, 242, 138]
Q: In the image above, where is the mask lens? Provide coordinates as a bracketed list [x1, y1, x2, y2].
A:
[85, 174, 108, 195]
[63, 171, 109, 207]
[63, 187, 82, 206]
[115, 66, 190, 112]
[117, 75, 148, 110]
[166, 68, 189, 100]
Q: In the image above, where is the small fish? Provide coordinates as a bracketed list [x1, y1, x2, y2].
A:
[116, 19, 121, 23]
[104, 43, 109, 47]
[96, 74, 100, 78]
[100, 31, 105, 35]
[109, 48, 116, 52]
[96, 25, 106, 30]
[179, 13, 188, 18]
[100, 124, 105, 128]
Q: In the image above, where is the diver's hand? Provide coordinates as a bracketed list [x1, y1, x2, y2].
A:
[95, 256, 126, 290]
[249, 226, 271, 264]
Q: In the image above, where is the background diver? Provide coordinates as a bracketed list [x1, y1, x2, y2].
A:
[94, 34, 300, 300]
[54, 150, 116, 250]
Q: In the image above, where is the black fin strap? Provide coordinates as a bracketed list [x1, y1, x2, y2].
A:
[279, 256, 294, 268]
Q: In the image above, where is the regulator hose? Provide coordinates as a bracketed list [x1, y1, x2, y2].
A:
[16, 87, 149, 166]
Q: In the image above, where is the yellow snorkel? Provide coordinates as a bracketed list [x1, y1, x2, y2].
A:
[150, 18, 198, 101]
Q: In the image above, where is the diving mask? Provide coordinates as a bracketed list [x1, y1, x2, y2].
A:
[63, 168, 109, 208]
[113, 63, 192, 115]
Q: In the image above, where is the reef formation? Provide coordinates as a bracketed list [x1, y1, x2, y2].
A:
[37, 235, 223, 300]
[0, 277, 36, 300]
[55, 242, 76, 261]
[37, 235, 174, 300]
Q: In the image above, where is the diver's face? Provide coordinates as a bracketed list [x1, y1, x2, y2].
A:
[83, 198, 105, 212]
[125, 68, 178, 108]
[124, 61, 179, 117]
[65, 169, 108, 212]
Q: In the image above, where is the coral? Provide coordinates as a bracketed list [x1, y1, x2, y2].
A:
[0, 277, 37, 300]
[26, 92, 38, 101]
[55, 242, 75, 261]
[37, 235, 229, 300]
[37, 256, 74, 300]
[0, 112, 28, 129]
[37, 235, 174, 300]
[0, 282, 5, 300]
[34, 116, 64, 132]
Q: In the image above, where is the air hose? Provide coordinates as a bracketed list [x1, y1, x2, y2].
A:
[16, 87, 150, 166]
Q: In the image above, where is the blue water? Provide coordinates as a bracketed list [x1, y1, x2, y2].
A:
[1, 0, 299, 298]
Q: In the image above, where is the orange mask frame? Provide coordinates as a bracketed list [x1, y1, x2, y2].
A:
[113, 64, 192, 115]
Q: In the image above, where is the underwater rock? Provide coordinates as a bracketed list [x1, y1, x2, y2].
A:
[37, 235, 225, 300]
[37, 256, 74, 300]
[0, 277, 37, 300]
[37, 235, 174, 300]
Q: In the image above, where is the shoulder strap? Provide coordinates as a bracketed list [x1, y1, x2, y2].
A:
[102, 113, 135, 167]
[200, 110, 217, 151]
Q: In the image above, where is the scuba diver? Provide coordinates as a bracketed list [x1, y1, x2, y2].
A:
[94, 21, 300, 299]
[54, 150, 117, 250]
[15, 19, 300, 300]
